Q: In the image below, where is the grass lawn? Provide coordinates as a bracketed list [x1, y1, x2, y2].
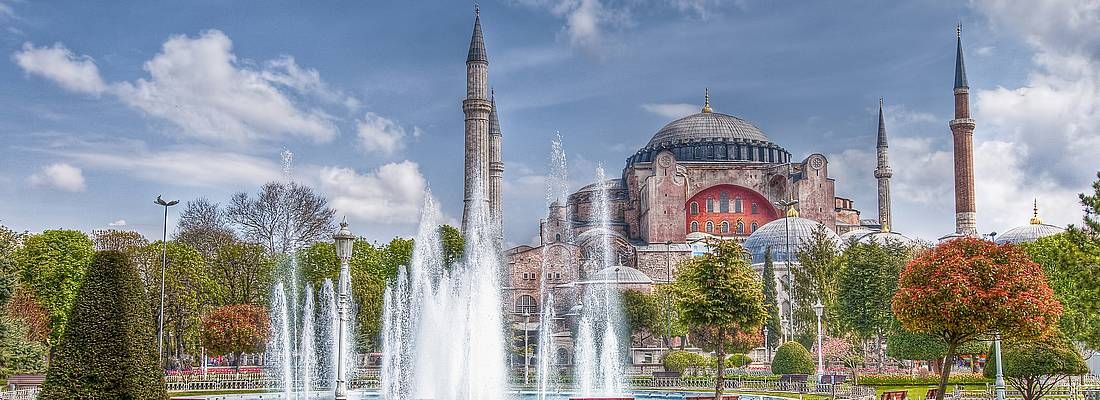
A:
[869, 384, 988, 400]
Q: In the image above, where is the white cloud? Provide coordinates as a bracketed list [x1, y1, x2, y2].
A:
[28, 163, 86, 192]
[13, 30, 344, 144]
[108, 219, 127, 227]
[356, 112, 409, 155]
[58, 144, 282, 189]
[318, 162, 427, 224]
[641, 102, 698, 119]
[12, 43, 107, 94]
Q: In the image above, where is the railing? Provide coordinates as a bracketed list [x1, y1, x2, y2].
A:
[642, 376, 877, 400]
[164, 378, 380, 393]
[0, 389, 39, 400]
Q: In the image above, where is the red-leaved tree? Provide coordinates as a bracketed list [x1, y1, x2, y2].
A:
[201, 304, 269, 371]
[892, 238, 1062, 400]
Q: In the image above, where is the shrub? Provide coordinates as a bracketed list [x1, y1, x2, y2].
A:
[724, 353, 752, 368]
[39, 251, 166, 400]
[857, 374, 990, 386]
[663, 350, 695, 374]
[771, 342, 814, 375]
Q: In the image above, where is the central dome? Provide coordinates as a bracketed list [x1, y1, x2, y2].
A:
[647, 111, 771, 147]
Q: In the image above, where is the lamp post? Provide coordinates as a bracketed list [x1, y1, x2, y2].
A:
[781, 317, 789, 343]
[333, 219, 354, 400]
[775, 199, 799, 342]
[154, 195, 178, 368]
[524, 312, 532, 385]
[663, 240, 673, 349]
[993, 332, 1006, 400]
[813, 299, 825, 376]
[763, 325, 771, 363]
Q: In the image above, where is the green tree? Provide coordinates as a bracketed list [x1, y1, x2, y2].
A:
[439, 224, 465, 269]
[662, 350, 697, 375]
[984, 332, 1087, 400]
[135, 241, 211, 359]
[201, 304, 269, 371]
[297, 241, 340, 288]
[209, 242, 275, 306]
[761, 247, 782, 347]
[620, 289, 661, 346]
[837, 240, 910, 367]
[792, 225, 843, 346]
[771, 341, 814, 375]
[1020, 232, 1100, 349]
[0, 316, 46, 378]
[885, 328, 984, 373]
[0, 225, 25, 307]
[892, 238, 1062, 400]
[15, 230, 94, 346]
[1079, 171, 1100, 234]
[39, 251, 166, 400]
[672, 239, 766, 399]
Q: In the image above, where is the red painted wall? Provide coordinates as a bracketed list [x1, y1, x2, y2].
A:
[686, 185, 778, 237]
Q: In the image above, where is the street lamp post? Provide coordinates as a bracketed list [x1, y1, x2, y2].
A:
[154, 195, 178, 368]
[781, 317, 789, 343]
[663, 240, 673, 349]
[775, 199, 799, 342]
[763, 325, 770, 363]
[524, 312, 532, 385]
[994, 332, 1006, 400]
[333, 220, 355, 400]
[813, 299, 825, 376]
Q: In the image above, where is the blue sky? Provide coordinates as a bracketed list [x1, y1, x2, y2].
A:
[1, 0, 1098, 246]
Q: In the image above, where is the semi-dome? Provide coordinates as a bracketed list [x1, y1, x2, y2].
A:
[585, 265, 654, 285]
[995, 201, 1064, 245]
[626, 95, 791, 166]
[743, 215, 842, 264]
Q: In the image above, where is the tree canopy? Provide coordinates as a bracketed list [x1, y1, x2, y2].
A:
[762, 247, 782, 347]
[201, 304, 269, 370]
[15, 230, 94, 345]
[985, 332, 1087, 400]
[792, 225, 843, 346]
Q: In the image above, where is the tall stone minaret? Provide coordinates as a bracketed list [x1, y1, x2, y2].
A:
[462, 7, 491, 235]
[950, 24, 977, 236]
[874, 98, 893, 232]
[489, 91, 504, 239]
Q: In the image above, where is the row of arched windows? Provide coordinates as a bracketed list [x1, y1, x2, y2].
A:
[690, 193, 759, 216]
[689, 220, 759, 234]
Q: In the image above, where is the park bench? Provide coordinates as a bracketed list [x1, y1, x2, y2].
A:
[926, 388, 941, 400]
[881, 390, 908, 400]
[6, 374, 44, 390]
[685, 396, 739, 400]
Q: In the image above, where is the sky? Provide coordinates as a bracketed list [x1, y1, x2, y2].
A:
[1, 0, 1098, 247]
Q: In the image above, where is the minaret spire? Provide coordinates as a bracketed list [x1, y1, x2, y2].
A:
[462, 7, 492, 235]
[950, 24, 978, 236]
[874, 97, 893, 232]
[489, 89, 504, 241]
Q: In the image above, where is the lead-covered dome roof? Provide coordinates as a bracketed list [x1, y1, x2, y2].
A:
[586, 266, 654, 284]
[627, 99, 791, 166]
[743, 216, 841, 264]
[995, 224, 1064, 245]
[647, 112, 771, 147]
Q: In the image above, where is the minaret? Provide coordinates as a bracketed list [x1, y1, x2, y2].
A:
[874, 98, 893, 232]
[950, 24, 978, 236]
[462, 7, 491, 234]
[489, 91, 504, 240]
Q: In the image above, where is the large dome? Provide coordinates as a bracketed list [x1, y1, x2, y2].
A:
[647, 112, 771, 147]
[995, 223, 1064, 245]
[743, 216, 841, 264]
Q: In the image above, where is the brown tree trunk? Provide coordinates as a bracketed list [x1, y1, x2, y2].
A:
[715, 327, 725, 400]
[936, 342, 958, 400]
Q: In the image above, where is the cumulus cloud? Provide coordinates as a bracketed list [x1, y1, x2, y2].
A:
[13, 30, 346, 144]
[356, 112, 409, 155]
[318, 162, 427, 224]
[641, 102, 698, 119]
[107, 219, 127, 227]
[12, 43, 107, 94]
[28, 163, 86, 192]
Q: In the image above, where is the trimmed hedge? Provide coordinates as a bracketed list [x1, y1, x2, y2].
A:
[663, 350, 708, 374]
[39, 250, 167, 400]
[771, 342, 814, 375]
[857, 374, 991, 386]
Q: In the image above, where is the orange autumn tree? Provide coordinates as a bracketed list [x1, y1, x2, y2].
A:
[892, 238, 1061, 400]
[201, 304, 269, 371]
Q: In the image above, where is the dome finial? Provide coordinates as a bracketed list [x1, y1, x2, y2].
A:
[702, 88, 713, 113]
[786, 204, 799, 218]
[956, 22, 961, 38]
[1030, 198, 1042, 225]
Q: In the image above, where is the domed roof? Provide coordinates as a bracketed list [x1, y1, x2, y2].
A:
[994, 200, 1065, 245]
[585, 265, 653, 285]
[854, 231, 916, 247]
[647, 111, 771, 148]
[839, 228, 874, 243]
[743, 216, 842, 264]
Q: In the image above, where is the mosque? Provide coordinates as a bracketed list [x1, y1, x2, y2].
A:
[454, 11, 1065, 365]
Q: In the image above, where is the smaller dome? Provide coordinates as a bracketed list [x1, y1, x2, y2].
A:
[743, 217, 842, 264]
[585, 266, 653, 285]
[840, 228, 874, 243]
[856, 231, 916, 247]
[996, 224, 1064, 245]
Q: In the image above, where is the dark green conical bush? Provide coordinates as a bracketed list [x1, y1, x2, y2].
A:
[39, 250, 166, 399]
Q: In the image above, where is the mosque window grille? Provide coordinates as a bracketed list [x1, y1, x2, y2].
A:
[719, 192, 730, 213]
[734, 197, 743, 213]
[690, 202, 699, 216]
[705, 221, 715, 233]
[751, 202, 759, 214]
[706, 198, 715, 213]
[690, 221, 699, 232]
[720, 221, 730, 234]
[516, 295, 537, 315]
[736, 220, 745, 234]
[751, 222, 759, 232]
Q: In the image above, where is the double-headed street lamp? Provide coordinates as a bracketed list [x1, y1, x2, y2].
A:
[985, 231, 1005, 400]
[154, 195, 178, 368]
[775, 198, 799, 342]
[334, 219, 355, 400]
[813, 299, 825, 376]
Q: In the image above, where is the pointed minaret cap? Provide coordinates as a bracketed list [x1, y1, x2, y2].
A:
[1030, 198, 1043, 225]
[489, 89, 501, 136]
[467, 5, 488, 64]
[877, 97, 888, 148]
[701, 88, 713, 113]
[954, 23, 968, 89]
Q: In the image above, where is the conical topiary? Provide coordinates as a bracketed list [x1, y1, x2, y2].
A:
[39, 250, 166, 399]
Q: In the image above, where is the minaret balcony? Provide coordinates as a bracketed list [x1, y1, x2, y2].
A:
[949, 118, 975, 129]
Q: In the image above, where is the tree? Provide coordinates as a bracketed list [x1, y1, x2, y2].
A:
[837, 240, 909, 368]
[1079, 171, 1100, 234]
[771, 342, 814, 375]
[201, 304, 269, 371]
[5, 287, 49, 344]
[792, 225, 843, 346]
[226, 182, 336, 255]
[0, 316, 46, 378]
[662, 350, 701, 375]
[984, 332, 1087, 400]
[91, 229, 147, 252]
[0, 225, 25, 307]
[15, 230, 94, 346]
[176, 198, 237, 260]
[39, 251, 166, 400]
[672, 239, 766, 399]
[886, 328, 986, 374]
[892, 238, 1062, 400]
[209, 242, 275, 306]
[439, 224, 465, 269]
[1020, 232, 1100, 349]
[821, 337, 864, 383]
[762, 247, 782, 347]
[620, 289, 661, 346]
[134, 241, 211, 359]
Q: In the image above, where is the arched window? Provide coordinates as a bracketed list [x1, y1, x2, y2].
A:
[736, 220, 745, 234]
[690, 202, 699, 216]
[719, 192, 730, 213]
[734, 197, 743, 213]
[751, 202, 759, 214]
[705, 221, 714, 233]
[720, 221, 730, 234]
[690, 221, 699, 232]
[516, 295, 537, 314]
[751, 222, 759, 232]
[706, 198, 715, 213]
[555, 233, 561, 242]
[557, 348, 570, 365]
